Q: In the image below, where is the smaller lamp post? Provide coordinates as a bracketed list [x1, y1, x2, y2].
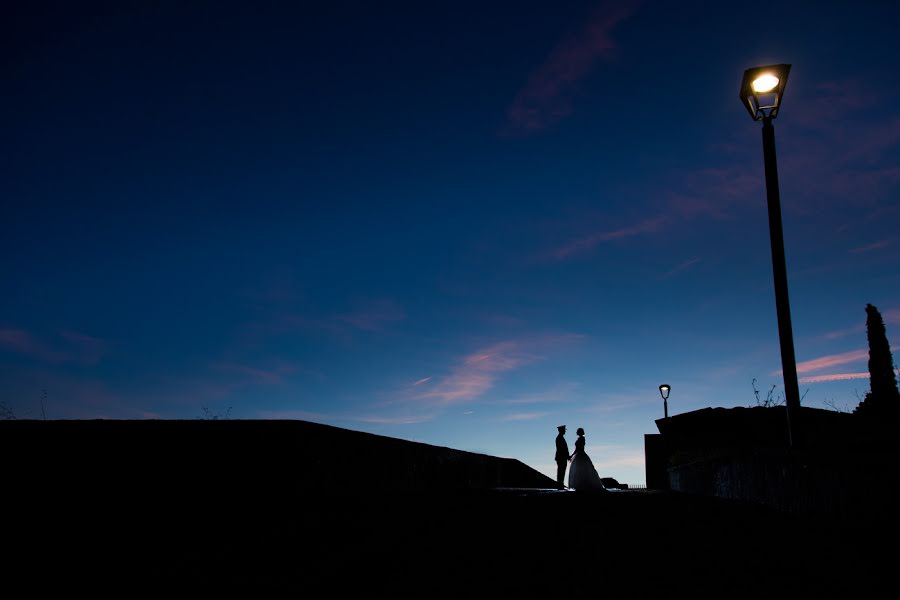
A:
[659, 384, 671, 419]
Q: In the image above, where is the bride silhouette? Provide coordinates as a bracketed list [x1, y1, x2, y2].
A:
[568, 427, 606, 492]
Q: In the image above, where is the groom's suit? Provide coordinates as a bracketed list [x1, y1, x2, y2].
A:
[555, 432, 569, 489]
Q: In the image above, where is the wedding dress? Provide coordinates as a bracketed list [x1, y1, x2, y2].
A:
[568, 435, 606, 491]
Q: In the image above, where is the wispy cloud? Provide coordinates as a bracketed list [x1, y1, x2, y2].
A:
[417, 334, 583, 405]
[661, 257, 701, 279]
[413, 376, 432, 386]
[545, 216, 664, 261]
[504, 1, 638, 133]
[501, 382, 579, 405]
[822, 324, 865, 340]
[799, 372, 869, 384]
[666, 166, 763, 221]
[819, 308, 900, 339]
[778, 349, 869, 376]
[0, 328, 106, 365]
[238, 298, 406, 352]
[0, 329, 61, 362]
[850, 239, 892, 254]
[501, 412, 548, 421]
[800, 370, 900, 384]
[211, 361, 297, 385]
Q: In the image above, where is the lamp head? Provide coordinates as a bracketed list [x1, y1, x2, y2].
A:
[659, 384, 670, 400]
[740, 64, 791, 121]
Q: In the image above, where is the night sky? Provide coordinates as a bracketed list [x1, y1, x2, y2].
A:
[3, 1, 899, 485]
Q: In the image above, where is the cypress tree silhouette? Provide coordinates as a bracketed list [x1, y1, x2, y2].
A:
[854, 303, 900, 418]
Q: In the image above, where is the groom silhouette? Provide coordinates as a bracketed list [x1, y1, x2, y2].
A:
[554, 425, 569, 489]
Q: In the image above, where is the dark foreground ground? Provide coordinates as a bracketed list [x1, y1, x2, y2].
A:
[7, 486, 893, 596]
[3, 420, 893, 596]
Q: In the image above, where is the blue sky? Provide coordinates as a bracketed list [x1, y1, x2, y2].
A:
[3, 1, 900, 485]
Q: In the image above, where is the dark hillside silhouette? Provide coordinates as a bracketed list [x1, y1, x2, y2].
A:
[2, 418, 892, 595]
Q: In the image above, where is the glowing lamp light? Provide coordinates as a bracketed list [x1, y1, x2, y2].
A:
[740, 63, 791, 120]
[751, 74, 780, 93]
[659, 384, 670, 418]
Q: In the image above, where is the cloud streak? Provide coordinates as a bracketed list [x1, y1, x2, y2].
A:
[211, 361, 297, 385]
[661, 257, 702, 279]
[546, 216, 664, 261]
[501, 412, 548, 421]
[505, 1, 638, 133]
[792, 349, 869, 375]
[799, 372, 870, 384]
[501, 382, 579, 405]
[849, 239, 892, 254]
[417, 335, 583, 405]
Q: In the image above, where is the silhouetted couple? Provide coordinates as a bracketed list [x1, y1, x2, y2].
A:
[555, 425, 606, 491]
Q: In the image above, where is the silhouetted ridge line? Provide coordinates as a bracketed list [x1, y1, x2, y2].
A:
[1, 418, 557, 494]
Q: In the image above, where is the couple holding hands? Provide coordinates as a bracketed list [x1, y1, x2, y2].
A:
[554, 425, 606, 491]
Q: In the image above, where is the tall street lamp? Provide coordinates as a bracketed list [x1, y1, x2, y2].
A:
[740, 63, 799, 446]
[659, 384, 670, 419]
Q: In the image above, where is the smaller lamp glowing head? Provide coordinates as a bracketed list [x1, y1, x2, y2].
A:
[659, 384, 670, 400]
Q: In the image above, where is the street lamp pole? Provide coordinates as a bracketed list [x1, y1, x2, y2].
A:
[761, 116, 801, 425]
[740, 64, 799, 447]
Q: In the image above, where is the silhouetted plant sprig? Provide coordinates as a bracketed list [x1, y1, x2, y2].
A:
[0, 401, 15, 420]
[823, 398, 850, 413]
[751, 378, 807, 408]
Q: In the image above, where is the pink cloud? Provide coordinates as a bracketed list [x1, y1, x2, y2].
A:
[546, 216, 664, 261]
[418, 335, 583, 405]
[799, 372, 870, 384]
[505, 1, 638, 133]
[412, 377, 432, 386]
[786, 349, 869, 375]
